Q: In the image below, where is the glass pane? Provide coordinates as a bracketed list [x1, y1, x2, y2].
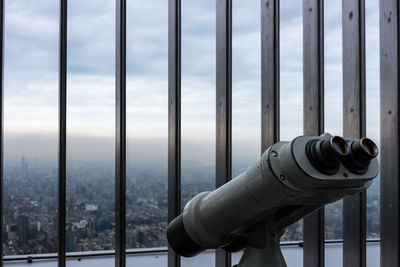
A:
[324, 0, 343, 242]
[280, 0, 303, 242]
[126, 0, 168, 250]
[181, 0, 215, 265]
[232, 0, 261, 178]
[66, 0, 115, 262]
[3, 0, 59, 259]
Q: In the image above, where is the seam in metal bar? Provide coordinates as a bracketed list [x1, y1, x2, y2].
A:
[379, 0, 399, 266]
[261, 0, 280, 152]
[58, 0, 67, 266]
[216, 0, 232, 266]
[168, 0, 181, 266]
[302, 0, 325, 266]
[342, 1, 366, 266]
[0, 0, 3, 266]
[115, 0, 126, 266]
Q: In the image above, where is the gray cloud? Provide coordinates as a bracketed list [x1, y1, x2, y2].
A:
[2, 0, 381, 163]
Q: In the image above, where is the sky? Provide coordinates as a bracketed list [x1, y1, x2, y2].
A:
[2, 0, 380, 166]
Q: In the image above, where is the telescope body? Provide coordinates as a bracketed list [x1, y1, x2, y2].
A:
[167, 134, 379, 259]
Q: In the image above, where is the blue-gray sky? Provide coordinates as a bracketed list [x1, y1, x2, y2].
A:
[2, 0, 380, 165]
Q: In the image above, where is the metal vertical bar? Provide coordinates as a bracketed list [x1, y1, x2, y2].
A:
[58, 0, 67, 266]
[216, 0, 232, 266]
[0, 0, 4, 266]
[168, 0, 181, 266]
[380, 0, 399, 266]
[342, 1, 366, 267]
[303, 0, 324, 266]
[115, 0, 126, 266]
[261, 0, 279, 152]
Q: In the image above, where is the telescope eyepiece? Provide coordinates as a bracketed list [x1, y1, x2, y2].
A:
[342, 138, 379, 174]
[352, 138, 379, 163]
[306, 136, 349, 175]
[320, 136, 349, 160]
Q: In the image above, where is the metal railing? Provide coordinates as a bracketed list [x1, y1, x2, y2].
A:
[0, 0, 398, 267]
[2, 240, 381, 264]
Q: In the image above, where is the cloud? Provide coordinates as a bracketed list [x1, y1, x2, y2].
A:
[2, 0, 381, 163]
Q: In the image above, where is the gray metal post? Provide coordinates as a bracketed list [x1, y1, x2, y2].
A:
[115, 0, 126, 266]
[342, 1, 366, 267]
[58, 0, 67, 266]
[380, 0, 400, 266]
[261, 0, 279, 152]
[216, 0, 232, 266]
[168, 0, 181, 266]
[303, 0, 325, 266]
[0, 0, 3, 266]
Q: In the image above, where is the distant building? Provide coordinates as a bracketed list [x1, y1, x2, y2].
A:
[17, 215, 28, 246]
[72, 220, 88, 230]
[20, 156, 28, 175]
[85, 204, 98, 211]
[66, 228, 76, 252]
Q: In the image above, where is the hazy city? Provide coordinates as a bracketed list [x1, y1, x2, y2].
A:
[2, 155, 380, 255]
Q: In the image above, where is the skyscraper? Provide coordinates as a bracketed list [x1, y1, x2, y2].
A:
[17, 215, 28, 246]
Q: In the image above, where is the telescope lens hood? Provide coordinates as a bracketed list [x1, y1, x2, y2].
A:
[167, 214, 205, 257]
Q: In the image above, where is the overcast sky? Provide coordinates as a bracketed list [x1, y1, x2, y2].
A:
[2, 0, 380, 166]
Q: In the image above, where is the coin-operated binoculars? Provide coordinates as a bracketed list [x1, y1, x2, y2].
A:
[167, 133, 379, 267]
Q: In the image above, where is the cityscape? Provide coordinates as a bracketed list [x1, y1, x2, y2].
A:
[2, 156, 380, 255]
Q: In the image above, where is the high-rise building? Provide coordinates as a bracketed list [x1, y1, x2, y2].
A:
[66, 228, 76, 252]
[20, 156, 28, 175]
[17, 215, 28, 246]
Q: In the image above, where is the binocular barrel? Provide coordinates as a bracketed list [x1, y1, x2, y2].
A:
[167, 134, 379, 258]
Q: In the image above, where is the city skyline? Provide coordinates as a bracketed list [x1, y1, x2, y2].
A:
[2, 155, 380, 255]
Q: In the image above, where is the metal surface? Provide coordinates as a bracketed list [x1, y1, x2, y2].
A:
[1, 239, 382, 264]
[58, 0, 67, 266]
[168, 0, 181, 266]
[115, 0, 126, 266]
[302, 0, 324, 266]
[261, 0, 279, 152]
[0, 0, 3, 266]
[342, 1, 366, 267]
[380, 0, 399, 266]
[216, 0, 232, 266]
[177, 135, 377, 251]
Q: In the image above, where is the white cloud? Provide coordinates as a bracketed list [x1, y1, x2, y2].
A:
[2, 0, 381, 161]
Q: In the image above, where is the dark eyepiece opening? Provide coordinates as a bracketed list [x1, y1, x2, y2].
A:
[342, 138, 379, 174]
[329, 136, 350, 156]
[306, 136, 349, 175]
[350, 138, 379, 164]
[359, 138, 379, 158]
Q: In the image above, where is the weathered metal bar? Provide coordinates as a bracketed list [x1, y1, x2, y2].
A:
[261, 0, 279, 152]
[0, 0, 3, 266]
[115, 0, 126, 266]
[58, 0, 67, 266]
[302, 0, 324, 266]
[342, 1, 366, 266]
[216, 0, 232, 266]
[380, 0, 399, 266]
[168, 0, 181, 266]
